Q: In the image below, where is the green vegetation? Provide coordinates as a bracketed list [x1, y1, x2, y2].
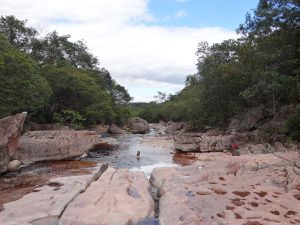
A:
[0, 15, 132, 127]
[131, 0, 300, 139]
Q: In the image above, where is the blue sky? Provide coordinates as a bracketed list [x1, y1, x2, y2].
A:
[148, 0, 258, 29]
[1, 0, 260, 102]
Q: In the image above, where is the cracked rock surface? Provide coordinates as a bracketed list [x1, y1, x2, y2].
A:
[151, 152, 300, 225]
[60, 167, 155, 225]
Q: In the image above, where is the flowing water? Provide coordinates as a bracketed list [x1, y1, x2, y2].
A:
[87, 128, 178, 177]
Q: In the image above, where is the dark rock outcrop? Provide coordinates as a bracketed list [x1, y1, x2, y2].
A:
[228, 106, 266, 131]
[108, 124, 125, 134]
[0, 112, 27, 173]
[126, 117, 150, 134]
[14, 130, 102, 163]
[165, 122, 189, 134]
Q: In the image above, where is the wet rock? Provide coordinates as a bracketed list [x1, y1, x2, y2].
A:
[108, 123, 126, 134]
[88, 124, 109, 135]
[60, 168, 154, 225]
[0, 163, 108, 225]
[7, 160, 21, 171]
[14, 130, 103, 163]
[126, 117, 150, 134]
[151, 152, 300, 225]
[0, 112, 27, 173]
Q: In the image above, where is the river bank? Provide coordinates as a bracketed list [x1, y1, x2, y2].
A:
[0, 121, 299, 225]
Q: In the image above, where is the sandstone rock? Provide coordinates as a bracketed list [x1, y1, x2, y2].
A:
[165, 122, 187, 134]
[126, 117, 150, 134]
[0, 112, 27, 173]
[174, 132, 234, 152]
[7, 160, 21, 171]
[60, 168, 155, 225]
[14, 130, 102, 163]
[88, 124, 109, 134]
[228, 106, 266, 131]
[108, 123, 125, 134]
[151, 152, 300, 225]
[0, 163, 107, 225]
[263, 104, 300, 131]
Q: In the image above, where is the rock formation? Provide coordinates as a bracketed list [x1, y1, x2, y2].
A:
[151, 151, 300, 225]
[60, 168, 155, 225]
[0, 112, 27, 173]
[126, 117, 150, 134]
[108, 123, 126, 134]
[14, 130, 102, 163]
[174, 130, 297, 154]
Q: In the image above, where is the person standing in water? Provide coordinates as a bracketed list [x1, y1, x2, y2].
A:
[136, 151, 141, 160]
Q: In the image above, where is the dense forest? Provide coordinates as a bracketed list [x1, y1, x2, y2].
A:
[133, 0, 300, 139]
[0, 15, 132, 128]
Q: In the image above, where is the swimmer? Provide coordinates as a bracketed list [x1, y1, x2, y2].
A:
[136, 151, 141, 160]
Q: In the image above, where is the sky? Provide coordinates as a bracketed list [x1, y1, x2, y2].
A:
[0, 0, 259, 102]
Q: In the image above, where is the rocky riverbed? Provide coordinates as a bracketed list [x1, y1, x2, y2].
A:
[0, 120, 299, 225]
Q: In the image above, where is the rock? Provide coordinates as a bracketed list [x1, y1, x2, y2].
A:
[0, 163, 108, 225]
[260, 104, 300, 131]
[165, 122, 188, 134]
[150, 152, 300, 225]
[228, 106, 266, 131]
[60, 168, 155, 225]
[108, 123, 125, 134]
[14, 130, 103, 163]
[0, 112, 27, 173]
[126, 117, 150, 134]
[7, 160, 21, 171]
[174, 132, 234, 152]
[88, 124, 109, 134]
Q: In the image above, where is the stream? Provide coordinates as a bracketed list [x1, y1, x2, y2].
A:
[87, 127, 178, 177]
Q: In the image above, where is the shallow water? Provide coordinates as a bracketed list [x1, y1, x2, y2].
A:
[87, 128, 178, 173]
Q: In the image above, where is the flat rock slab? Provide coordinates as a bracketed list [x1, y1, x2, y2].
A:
[0, 163, 107, 225]
[60, 168, 155, 225]
[151, 152, 300, 225]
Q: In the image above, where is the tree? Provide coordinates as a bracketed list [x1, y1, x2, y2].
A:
[0, 15, 37, 53]
[0, 34, 52, 118]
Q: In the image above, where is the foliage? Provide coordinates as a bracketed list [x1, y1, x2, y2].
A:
[0, 34, 52, 118]
[0, 15, 132, 125]
[133, 0, 300, 132]
[53, 109, 85, 129]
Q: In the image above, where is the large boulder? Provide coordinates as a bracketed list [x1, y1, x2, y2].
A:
[14, 130, 102, 163]
[228, 106, 266, 131]
[0, 112, 27, 173]
[126, 117, 150, 134]
[108, 123, 125, 134]
[165, 122, 188, 134]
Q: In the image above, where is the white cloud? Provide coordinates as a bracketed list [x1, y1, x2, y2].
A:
[0, 0, 237, 102]
[175, 9, 187, 18]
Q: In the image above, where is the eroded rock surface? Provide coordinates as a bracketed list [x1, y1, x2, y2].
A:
[0, 163, 108, 225]
[108, 123, 126, 134]
[174, 130, 297, 154]
[151, 152, 300, 225]
[60, 168, 155, 225]
[126, 117, 150, 134]
[14, 130, 102, 163]
[0, 112, 27, 173]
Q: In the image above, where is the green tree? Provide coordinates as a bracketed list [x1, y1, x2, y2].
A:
[0, 34, 52, 118]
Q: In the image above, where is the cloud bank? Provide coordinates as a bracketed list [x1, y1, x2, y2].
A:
[0, 0, 238, 102]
